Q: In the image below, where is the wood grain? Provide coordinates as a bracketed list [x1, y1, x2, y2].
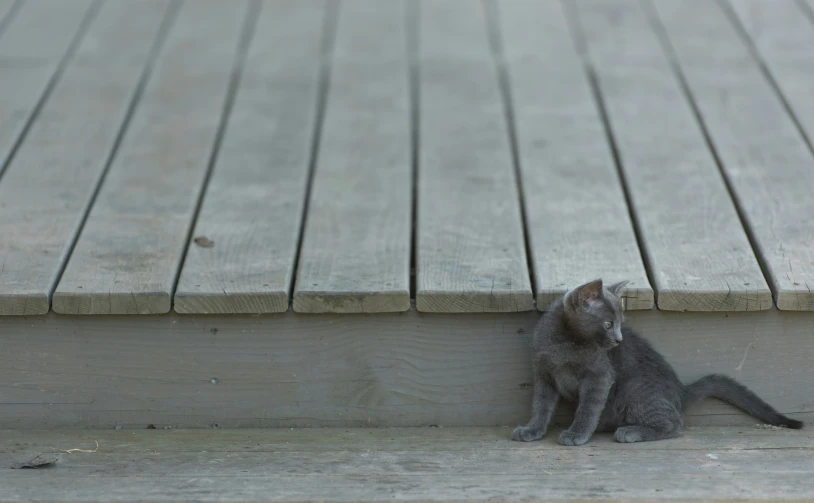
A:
[51, 0, 251, 315]
[0, 428, 811, 502]
[497, 0, 653, 311]
[0, 310, 809, 429]
[292, 0, 412, 314]
[0, 1, 171, 315]
[651, 0, 814, 310]
[573, 0, 772, 311]
[415, 0, 533, 313]
[0, 0, 95, 177]
[174, 0, 325, 314]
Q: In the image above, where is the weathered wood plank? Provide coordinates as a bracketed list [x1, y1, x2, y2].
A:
[174, 0, 325, 314]
[497, 0, 652, 311]
[0, 0, 95, 177]
[650, 0, 814, 310]
[0, 310, 809, 429]
[51, 0, 251, 315]
[1, 473, 810, 503]
[292, 0, 411, 314]
[4, 425, 808, 453]
[2, 445, 812, 476]
[0, 428, 811, 502]
[416, 0, 532, 313]
[728, 0, 814, 152]
[0, 1, 171, 316]
[725, 0, 814, 307]
[572, 0, 771, 312]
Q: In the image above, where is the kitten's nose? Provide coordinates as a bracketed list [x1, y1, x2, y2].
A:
[613, 330, 623, 342]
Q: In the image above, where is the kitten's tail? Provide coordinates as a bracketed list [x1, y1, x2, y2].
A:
[683, 374, 803, 429]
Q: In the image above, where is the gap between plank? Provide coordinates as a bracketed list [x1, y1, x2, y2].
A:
[286, 0, 340, 312]
[561, 0, 660, 310]
[0, 0, 102, 182]
[50, 0, 183, 311]
[170, 0, 263, 310]
[407, 0, 419, 302]
[483, 0, 538, 301]
[640, 0, 778, 309]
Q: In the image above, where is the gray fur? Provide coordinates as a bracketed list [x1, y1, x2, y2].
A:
[512, 279, 803, 446]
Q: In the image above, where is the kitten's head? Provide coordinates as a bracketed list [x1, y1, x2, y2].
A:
[563, 279, 628, 349]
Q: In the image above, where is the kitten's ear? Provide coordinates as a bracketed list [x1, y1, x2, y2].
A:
[577, 279, 604, 308]
[608, 280, 629, 297]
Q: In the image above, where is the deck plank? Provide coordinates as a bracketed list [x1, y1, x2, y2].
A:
[572, 0, 772, 311]
[0, 0, 95, 178]
[292, 0, 412, 313]
[726, 0, 814, 150]
[497, 0, 653, 311]
[174, 0, 326, 314]
[0, 1, 171, 316]
[415, 0, 532, 313]
[51, 0, 251, 315]
[651, 0, 814, 310]
[725, 0, 814, 309]
[0, 310, 809, 429]
[0, 428, 812, 502]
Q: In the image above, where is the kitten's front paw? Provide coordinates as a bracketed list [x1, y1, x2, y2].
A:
[614, 426, 643, 443]
[558, 429, 590, 446]
[511, 425, 546, 442]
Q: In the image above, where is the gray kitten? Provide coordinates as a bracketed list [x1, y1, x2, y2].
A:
[512, 279, 803, 446]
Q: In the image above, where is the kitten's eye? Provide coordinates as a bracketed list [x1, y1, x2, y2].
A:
[603, 321, 613, 329]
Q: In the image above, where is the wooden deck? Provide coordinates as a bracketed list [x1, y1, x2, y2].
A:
[2, 427, 813, 502]
[1, 0, 813, 315]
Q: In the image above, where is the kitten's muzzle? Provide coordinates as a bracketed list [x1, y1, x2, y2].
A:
[613, 330, 623, 342]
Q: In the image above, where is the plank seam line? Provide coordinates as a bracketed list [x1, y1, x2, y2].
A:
[287, 0, 341, 312]
[641, 0, 777, 309]
[484, 0, 537, 303]
[0, 0, 24, 42]
[562, 0, 659, 310]
[0, 0, 102, 183]
[49, 0, 183, 313]
[407, 0, 419, 301]
[169, 0, 263, 310]
[719, 0, 814, 159]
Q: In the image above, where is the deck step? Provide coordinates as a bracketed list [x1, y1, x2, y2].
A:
[1, 426, 810, 501]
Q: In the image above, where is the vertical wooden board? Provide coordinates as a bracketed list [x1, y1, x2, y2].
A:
[51, 0, 251, 315]
[415, 0, 533, 313]
[174, 0, 325, 315]
[651, 0, 814, 310]
[572, 0, 772, 311]
[0, 1, 171, 315]
[497, 0, 653, 311]
[292, 0, 412, 313]
[0, 0, 95, 177]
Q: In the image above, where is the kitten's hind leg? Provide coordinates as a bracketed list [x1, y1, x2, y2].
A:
[512, 372, 559, 442]
[614, 401, 682, 443]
